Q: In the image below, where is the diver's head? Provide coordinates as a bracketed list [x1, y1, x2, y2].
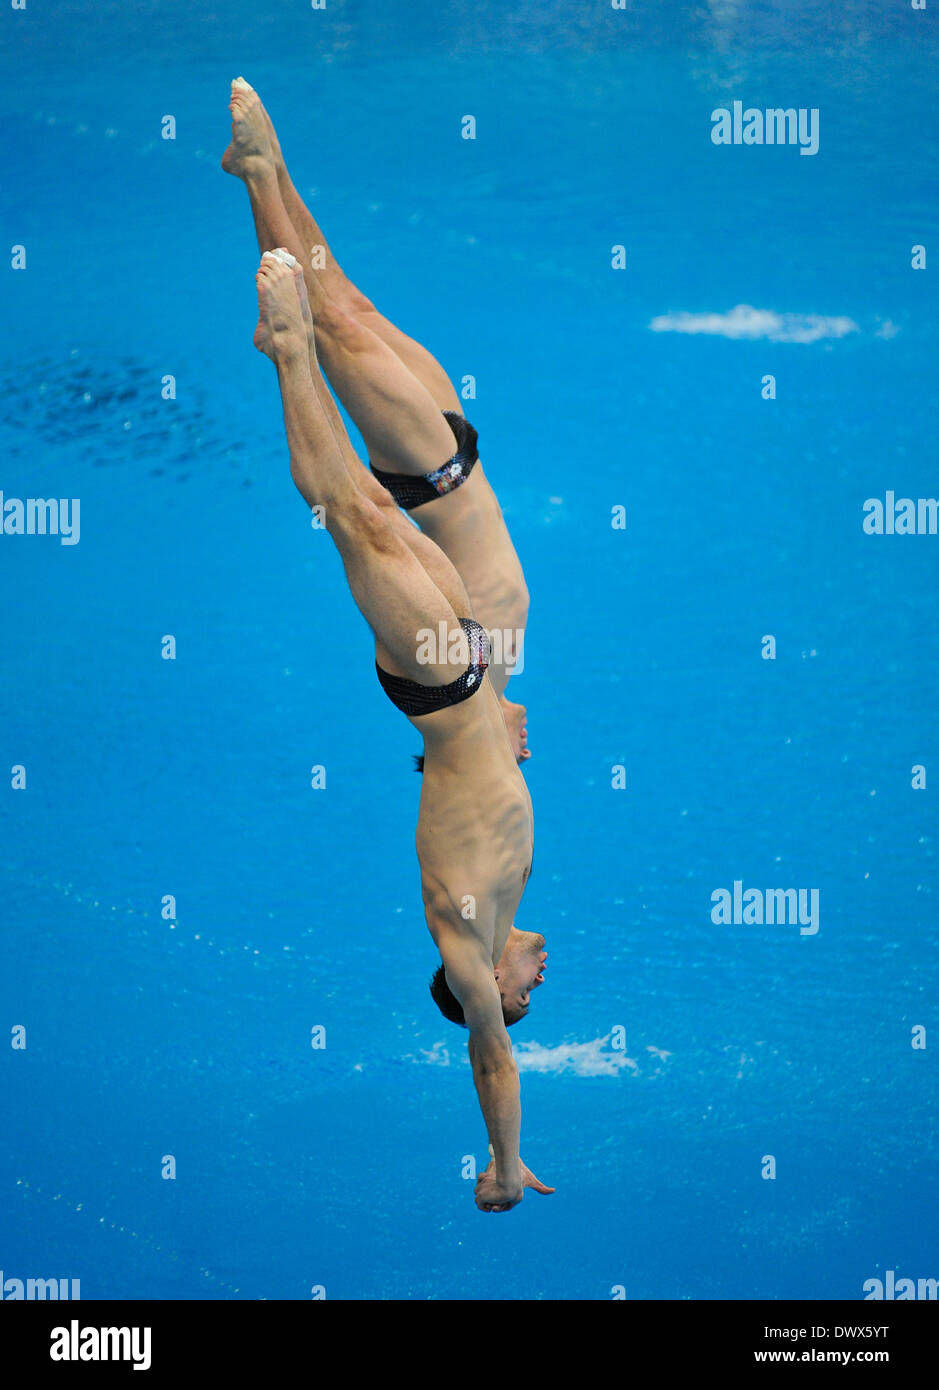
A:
[494, 926, 547, 1023]
[429, 928, 547, 1029]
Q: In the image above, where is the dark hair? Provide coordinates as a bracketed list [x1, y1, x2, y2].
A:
[429, 964, 467, 1026]
[413, 754, 424, 774]
[429, 967, 530, 1029]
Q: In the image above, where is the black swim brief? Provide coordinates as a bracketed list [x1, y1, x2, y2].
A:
[375, 617, 490, 716]
[369, 411, 479, 510]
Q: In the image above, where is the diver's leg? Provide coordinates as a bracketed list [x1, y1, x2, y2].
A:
[235, 80, 529, 755]
[253, 251, 469, 685]
[291, 264, 473, 618]
[223, 80, 455, 477]
[223, 84, 470, 617]
[256, 85, 461, 412]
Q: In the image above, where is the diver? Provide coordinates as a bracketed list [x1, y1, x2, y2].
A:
[223, 80, 552, 1213]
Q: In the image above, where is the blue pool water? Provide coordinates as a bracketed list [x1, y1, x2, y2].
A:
[1, 1, 937, 1300]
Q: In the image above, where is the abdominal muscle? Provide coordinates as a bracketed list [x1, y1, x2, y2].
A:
[415, 683, 533, 961]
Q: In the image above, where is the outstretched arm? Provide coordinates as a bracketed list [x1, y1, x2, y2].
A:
[465, 983, 522, 1191]
[439, 933, 553, 1212]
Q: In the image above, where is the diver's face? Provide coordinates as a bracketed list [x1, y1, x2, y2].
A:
[494, 928, 547, 1022]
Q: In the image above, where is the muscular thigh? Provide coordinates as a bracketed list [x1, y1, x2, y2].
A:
[379, 497, 472, 620]
[356, 308, 461, 415]
[308, 373, 470, 617]
[414, 463, 525, 616]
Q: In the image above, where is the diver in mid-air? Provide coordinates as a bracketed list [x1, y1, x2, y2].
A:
[223, 79, 552, 1213]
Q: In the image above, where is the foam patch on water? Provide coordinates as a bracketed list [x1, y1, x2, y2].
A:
[416, 1041, 452, 1066]
[515, 1036, 640, 1077]
[649, 304, 860, 343]
[410, 1036, 671, 1077]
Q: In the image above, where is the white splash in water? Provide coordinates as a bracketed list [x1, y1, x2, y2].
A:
[649, 304, 859, 344]
[409, 1035, 671, 1077]
[514, 1036, 638, 1077]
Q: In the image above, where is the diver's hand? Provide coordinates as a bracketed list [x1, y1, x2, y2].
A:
[474, 1161, 522, 1212]
[474, 1157, 555, 1213]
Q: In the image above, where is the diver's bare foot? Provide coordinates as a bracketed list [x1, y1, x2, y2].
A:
[232, 79, 285, 171]
[253, 250, 307, 361]
[221, 76, 275, 178]
[501, 697, 530, 763]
